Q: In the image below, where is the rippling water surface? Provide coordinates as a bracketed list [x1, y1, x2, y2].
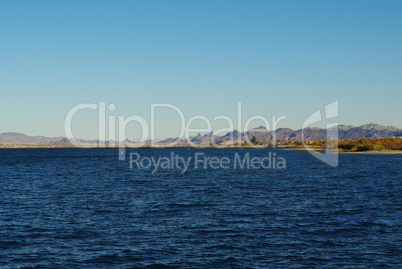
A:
[0, 148, 401, 268]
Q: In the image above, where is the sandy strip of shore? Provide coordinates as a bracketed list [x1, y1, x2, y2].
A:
[1, 145, 401, 154]
[341, 150, 402, 154]
[281, 147, 402, 154]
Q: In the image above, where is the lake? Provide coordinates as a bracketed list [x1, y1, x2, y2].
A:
[0, 148, 401, 268]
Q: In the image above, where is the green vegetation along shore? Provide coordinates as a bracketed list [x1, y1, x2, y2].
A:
[1, 137, 401, 153]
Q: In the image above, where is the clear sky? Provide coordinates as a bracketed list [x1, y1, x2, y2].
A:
[1, 0, 401, 140]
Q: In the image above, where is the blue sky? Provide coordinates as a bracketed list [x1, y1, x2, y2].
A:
[0, 0, 401, 140]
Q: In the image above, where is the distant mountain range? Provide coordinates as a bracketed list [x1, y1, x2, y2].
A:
[1, 123, 401, 146]
[160, 123, 402, 144]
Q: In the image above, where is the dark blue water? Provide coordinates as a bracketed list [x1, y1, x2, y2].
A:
[0, 148, 401, 268]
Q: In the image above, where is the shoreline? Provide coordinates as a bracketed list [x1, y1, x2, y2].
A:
[340, 150, 402, 154]
[282, 147, 402, 154]
[1, 145, 401, 154]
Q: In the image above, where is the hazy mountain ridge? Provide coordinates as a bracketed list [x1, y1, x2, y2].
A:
[157, 123, 402, 144]
[1, 124, 401, 146]
[0, 133, 95, 146]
